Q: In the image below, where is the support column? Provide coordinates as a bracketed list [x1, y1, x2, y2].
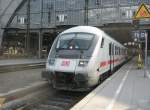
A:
[84, 0, 89, 25]
[145, 32, 148, 67]
[0, 0, 2, 48]
[0, 31, 2, 48]
[38, 30, 43, 59]
[26, 0, 30, 54]
[38, 0, 43, 59]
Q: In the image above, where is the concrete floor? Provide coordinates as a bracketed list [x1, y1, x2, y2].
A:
[0, 68, 45, 93]
[71, 58, 150, 110]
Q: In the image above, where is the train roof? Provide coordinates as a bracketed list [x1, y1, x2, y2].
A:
[59, 26, 126, 48]
[60, 26, 104, 36]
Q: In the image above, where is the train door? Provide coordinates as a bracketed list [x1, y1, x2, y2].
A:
[109, 43, 112, 72]
[112, 44, 115, 70]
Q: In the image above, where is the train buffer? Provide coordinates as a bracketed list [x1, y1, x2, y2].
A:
[71, 57, 150, 110]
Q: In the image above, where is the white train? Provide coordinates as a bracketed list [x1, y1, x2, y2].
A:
[43, 26, 128, 91]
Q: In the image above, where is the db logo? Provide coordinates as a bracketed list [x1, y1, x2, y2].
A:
[61, 60, 70, 66]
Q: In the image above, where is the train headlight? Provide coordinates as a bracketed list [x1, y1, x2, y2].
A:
[78, 60, 88, 67]
[48, 58, 55, 65]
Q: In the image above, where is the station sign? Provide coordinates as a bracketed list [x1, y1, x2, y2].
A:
[133, 3, 150, 19]
[132, 30, 147, 42]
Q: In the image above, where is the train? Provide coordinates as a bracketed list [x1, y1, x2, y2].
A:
[42, 26, 128, 91]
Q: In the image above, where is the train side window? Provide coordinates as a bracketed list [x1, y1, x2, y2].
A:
[124, 49, 125, 55]
[109, 43, 111, 55]
[115, 46, 117, 55]
[118, 47, 119, 55]
[117, 47, 118, 55]
[101, 38, 104, 48]
[116, 47, 118, 55]
[112, 44, 114, 55]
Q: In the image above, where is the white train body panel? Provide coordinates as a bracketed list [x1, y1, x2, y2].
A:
[45, 26, 127, 91]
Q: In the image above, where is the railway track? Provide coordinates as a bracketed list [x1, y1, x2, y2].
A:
[1, 84, 89, 110]
[17, 91, 88, 110]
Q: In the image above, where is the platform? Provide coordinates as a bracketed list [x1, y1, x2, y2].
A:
[0, 58, 46, 66]
[71, 58, 150, 110]
[0, 58, 46, 94]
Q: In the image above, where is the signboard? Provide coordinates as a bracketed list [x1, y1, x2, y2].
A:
[134, 3, 150, 19]
[132, 30, 147, 42]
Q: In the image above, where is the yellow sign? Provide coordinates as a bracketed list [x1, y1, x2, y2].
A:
[134, 3, 150, 19]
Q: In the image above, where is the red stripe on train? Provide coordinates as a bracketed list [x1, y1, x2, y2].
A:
[100, 58, 122, 68]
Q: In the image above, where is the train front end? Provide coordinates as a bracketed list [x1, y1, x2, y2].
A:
[45, 31, 98, 91]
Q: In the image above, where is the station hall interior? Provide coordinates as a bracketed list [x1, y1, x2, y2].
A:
[0, 0, 150, 59]
[0, 1, 150, 110]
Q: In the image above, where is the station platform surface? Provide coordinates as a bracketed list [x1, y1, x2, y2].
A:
[0, 58, 46, 94]
[0, 58, 46, 66]
[71, 58, 150, 110]
[0, 68, 45, 94]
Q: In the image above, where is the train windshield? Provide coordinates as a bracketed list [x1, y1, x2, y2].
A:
[56, 33, 94, 50]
